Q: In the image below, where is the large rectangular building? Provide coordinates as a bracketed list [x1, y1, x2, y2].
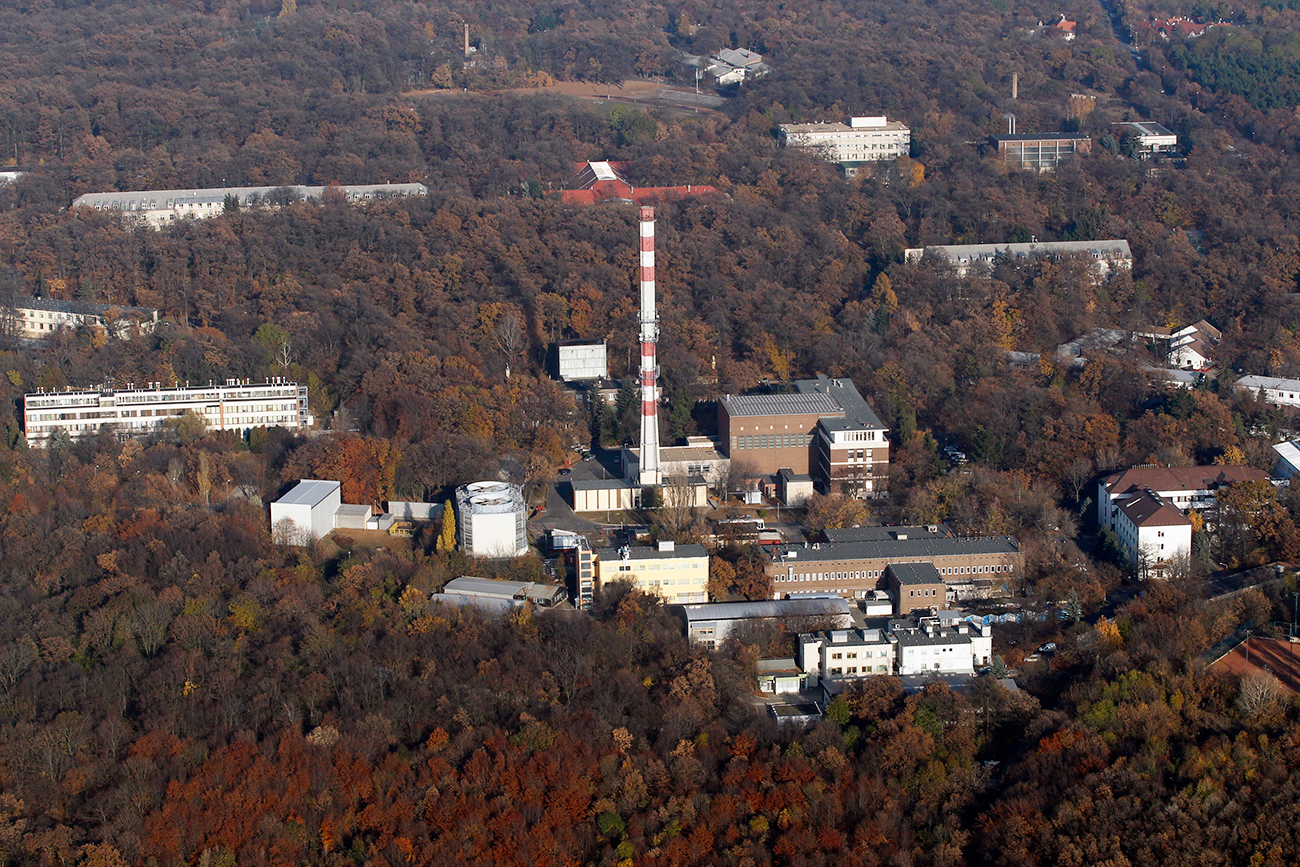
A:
[72, 183, 428, 228]
[719, 375, 888, 497]
[679, 597, 854, 648]
[6, 297, 159, 340]
[778, 116, 910, 174]
[991, 133, 1091, 171]
[767, 534, 1024, 601]
[904, 240, 1132, 277]
[595, 541, 709, 604]
[23, 378, 309, 446]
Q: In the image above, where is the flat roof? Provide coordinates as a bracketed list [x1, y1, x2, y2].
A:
[14, 296, 157, 316]
[720, 391, 841, 417]
[680, 598, 851, 622]
[275, 479, 340, 507]
[1238, 374, 1300, 391]
[991, 133, 1090, 142]
[773, 536, 1019, 564]
[1116, 121, 1175, 137]
[825, 524, 951, 543]
[781, 119, 909, 134]
[597, 543, 709, 560]
[335, 504, 372, 518]
[887, 562, 944, 585]
[442, 576, 531, 598]
[72, 183, 428, 209]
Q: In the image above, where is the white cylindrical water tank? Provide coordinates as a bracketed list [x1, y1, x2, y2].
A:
[455, 481, 528, 558]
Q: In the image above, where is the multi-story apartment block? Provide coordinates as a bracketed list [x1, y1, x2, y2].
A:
[72, 183, 428, 229]
[594, 541, 709, 604]
[719, 375, 889, 497]
[797, 613, 992, 683]
[778, 116, 910, 175]
[767, 532, 1024, 601]
[6, 296, 159, 339]
[23, 378, 309, 446]
[991, 133, 1091, 171]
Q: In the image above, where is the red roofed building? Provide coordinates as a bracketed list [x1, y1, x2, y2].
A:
[1054, 14, 1077, 40]
[1136, 17, 1218, 41]
[548, 161, 722, 206]
[1097, 465, 1271, 576]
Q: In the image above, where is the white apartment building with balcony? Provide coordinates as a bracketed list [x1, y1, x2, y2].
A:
[23, 378, 310, 446]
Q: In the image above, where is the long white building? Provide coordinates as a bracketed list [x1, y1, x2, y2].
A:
[23, 378, 309, 446]
[904, 240, 1132, 277]
[778, 116, 910, 174]
[72, 183, 428, 228]
[1236, 375, 1300, 409]
[7, 297, 159, 340]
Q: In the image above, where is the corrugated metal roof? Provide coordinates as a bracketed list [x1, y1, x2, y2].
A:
[679, 598, 851, 622]
[772, 536, 1019, 564]
[275, 479, 340, 507]
[720, 391, 840, 417]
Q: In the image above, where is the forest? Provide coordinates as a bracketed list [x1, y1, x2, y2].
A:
[3, 0, 1300, 863]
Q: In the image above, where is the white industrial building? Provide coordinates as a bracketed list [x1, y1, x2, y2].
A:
[1113, 121, 1178, 157]
[270, 480, 342, 544]
[1274, 440, 1300, 480]
[23, 378, 310, 446]
[556, 340, 608, 381]
[435, 576, 568, 612]
[778, 116, 911, 174]
[7, 296, 159, 339]
[904, 240, 1132, 277]
[72, 183, 428, 229]
[455, 481, 528, 558]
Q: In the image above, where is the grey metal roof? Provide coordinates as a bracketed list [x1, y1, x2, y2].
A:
[887, 562, 944, 585]
[275, 479, 340, 507]
[773, 536, 1019, 564]
[915, 239, 1131, 264]
[757, 658, 799, 672]
[334, 504, 372, 518]
[679, 598, 851, 623]
[13, 296, 156, 316]
[796, 375, 885, 429]
[720, 391, 840, 417]
[571, 479, 636, 491]
[72, 183, 428, 210]
[824, 524, 951, 543]
[1237, 374, 1300, 392]
[596, 543, 708, 560]
[442, 576, 532, 598]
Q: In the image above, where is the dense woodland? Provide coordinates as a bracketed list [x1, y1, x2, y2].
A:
[4, 0, 1300, 863]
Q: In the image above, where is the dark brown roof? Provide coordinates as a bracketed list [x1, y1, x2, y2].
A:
[1103, 465, 1270, 495]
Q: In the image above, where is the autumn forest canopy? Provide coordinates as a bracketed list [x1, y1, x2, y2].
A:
[6, 0, 1300, 864]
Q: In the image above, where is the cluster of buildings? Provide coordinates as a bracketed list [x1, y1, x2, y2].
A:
[1135, 319, 1221, 371]
[685, 47, 771, 86]
[798, 613, 992, 682]
[22, 378, 310, 446]
[72, 183, 428, 229]
[766, 524, 1024, 602]
[1096, 465, 1271, 575]
[777, 116, 911, 176]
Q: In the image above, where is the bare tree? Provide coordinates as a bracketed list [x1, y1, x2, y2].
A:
[1236, 673, 1280, 720]
[495, 308, 525, 379]
[1065, 457, 1094, 502]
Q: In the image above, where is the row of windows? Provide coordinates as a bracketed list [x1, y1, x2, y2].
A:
[734, 433, 813, 449]
[830, 649, 890, 660]
[779, 563, 1014, 583]
[829, 665, 890, 675]
[908, 588, 941, 598]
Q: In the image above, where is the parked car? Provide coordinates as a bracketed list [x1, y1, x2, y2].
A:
[1038, 642, 1058, 654]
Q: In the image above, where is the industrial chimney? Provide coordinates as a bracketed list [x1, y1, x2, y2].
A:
[463, 22, 470, 58]
[637, 207, 661, 487]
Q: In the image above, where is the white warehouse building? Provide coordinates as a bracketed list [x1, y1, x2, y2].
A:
[456, 481, 528, 558]
[556, 340, 608, 382]
[270, 480, 342, 544]
[23, 378, 310, 446]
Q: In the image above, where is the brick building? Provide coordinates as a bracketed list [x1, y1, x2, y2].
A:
[718, 375, 888, 497]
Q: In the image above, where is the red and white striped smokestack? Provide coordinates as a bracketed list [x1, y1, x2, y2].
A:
[638, 206, 661, 486]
